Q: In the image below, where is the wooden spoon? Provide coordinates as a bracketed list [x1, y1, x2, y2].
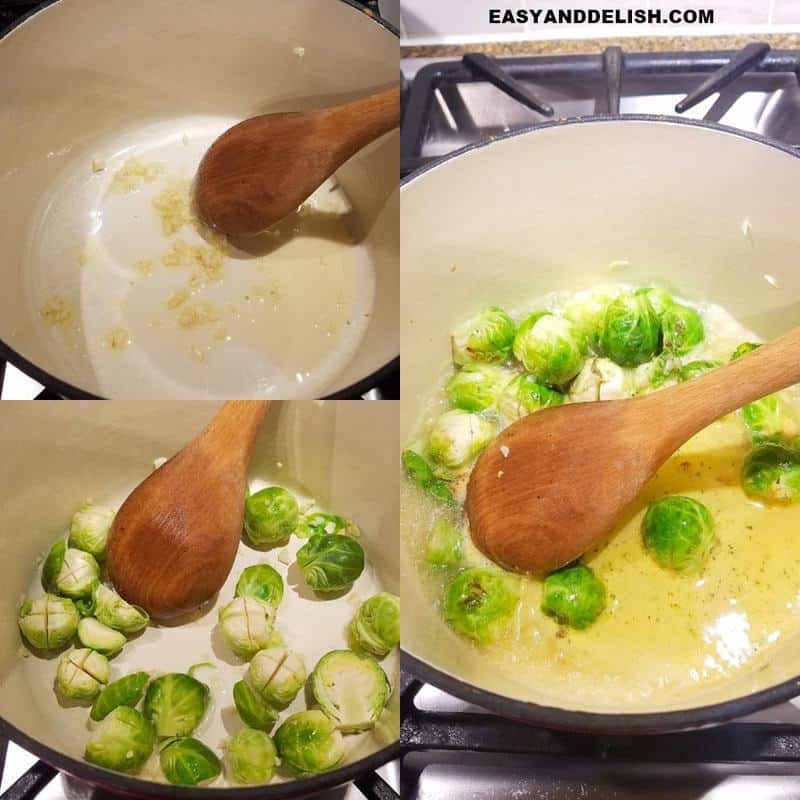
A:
[195, 86, 400, 237]
[466, 327, 800, 574]
[106, 401, 269, 619]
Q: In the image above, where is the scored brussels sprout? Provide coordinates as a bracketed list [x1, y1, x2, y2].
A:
[401, 449, 458, 507]
[349, 593, 400, 657]
[497, 373, 564, 421]
[741, 394, 799, 445]
[660, 302, 704, 355]
[274, 710, 345, 776]
[77, 618, 126, 657]
[18, 594, 78, 651]
[742, 444, 800, 502]
[218, 596, 276, 658]
[445, 364, 515, 412]
[541, 564, 606, 630]
[234, 565, 284, 608]
[225, 728, 277, 785]
[563, 289, 614, 353]
[247, 647, 306, 708]
[94, 585, 149, 634]
[233, 679, 278, 732]
[42, 544, 99, 600]
[311, 650, 390, 733]
[451, 306, 516, 366]
[69, 502, 115, 560]
[160, 737, 221, 786]
[244, 486, 299, 547]
[600, 292, 661, 367]
[731, 341, 760, 360]
[85, 706, 154, 774]
[425, 518, 462, 570]
[91, 671, 150, 722]
[296, 511, 359, 540]
[568, 358, 626, 403]
[642, 495, 715, 573]
[143, 673, 209, 738]
[679, 360, 721, 382]
[443, 567, 520, 645]
[55, 647, 109, 700]
[512, 313, 584, 386]
[296, 533, 365, 593]
[427, 410, 495, 473]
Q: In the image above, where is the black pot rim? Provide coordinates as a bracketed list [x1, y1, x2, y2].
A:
[0, 0, 399, 401]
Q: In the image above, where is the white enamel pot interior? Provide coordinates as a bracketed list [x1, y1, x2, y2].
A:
[400, 117, 800, 732]
[0, 400, 399, 797]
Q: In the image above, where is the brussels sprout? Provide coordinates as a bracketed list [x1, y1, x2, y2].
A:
[296, 511, 359, 540]
[94, 585, 149, 634]
[349, 593, 400, 657]
[160, 737, 221, 786]
[75, 596, 96, 618]
[401, 449, 458, 507]
[451, 306, 516, 366]
[233, 679, 278, 731]
[498, 373, 564, 421]
[427, 410, 494, 472]
[244, 487, 299, 547]
[512, 313, 584, 385]
[296, 533, 365, 593]
[731, 341, 760, 360]
[143, 673, 209, 738]
[41, 539, 66, 594]
[77, 618, 126, 656]
[661, 303, 704, 355]
[541, 564, 606, 630]
[741, 395, 799, 445]
[274, 710, 344, 776]
[91, 671, 150, 721]
[635, 286, 674, 316]
[69, 502, 114, 560]
[642, 496, 715, 573]
[600, 293, 661, 367]
[85, 706, 154, 774]
[43, 544, 99, 600]
[425, 518, 462, 570]
[225, 728, 277, 785]
[247, 647, 306, 708]
[568, 358, 626, 403]
[234, 565, 284, 608]
[311, 650, 390, 732]
[563, 290, 614, 353]
[443, 568, 519, 645]
[679, 360, 721, 382]
[218, 596, 276, 658]
[742, 444, 800, 502]
[445, 364, 515, 412]
[55, 647, 109, 700]
[18, 594, 78, 651]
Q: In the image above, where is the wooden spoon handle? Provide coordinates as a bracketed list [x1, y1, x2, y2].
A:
[194, 400, 269, 467]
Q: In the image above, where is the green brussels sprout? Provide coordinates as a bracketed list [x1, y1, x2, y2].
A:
[660, 303, 704, 355]
[512, 313, 584, 385]
[497, 373, 564, 421]
[75, 596, 96, 618]
[91, 671, 150, 721]
[642, 496, 715, 573]
[568, 357, 627, 402]
[600, 293, 661, 367]
[731, 341, 760, 360]
[274, 710, 345, 776]
[741, 395, 799, 445]
[234, 564, 284, 608]
[445, 364, 515, 412]
[143, 673, 210, 738]
[296, 511, 359, 540]
[232, 680, 278, 731]
[296, 533, 365, 593]
[55, 647, 109, 700]
[742, 444, 800, 502]
[225, 728, 277, 785]
[41, 539, 66, 594]
[77, 618, 126, 656]
[160, 737, 221, 786]
[443, 568, 519, 645]
[679, 360, 721, 382]
[42, 543, 99, 600]
[425, 518, 462, 570]
[541, 564, 606, 630]
[451, 306, 516, 366]
[311, 649, 390, 732]
[244, 486, 299, 547]
[563, 289, 614, 353]
[401, 449, 458, 507]
[69, 502, 114, 560]
[94, 585, 149, 634]
[85, 706, 154, 774]
[218, 596, 276, 658]
[247, 647, 306, 708]
[349, 593, 400, 657]
[427, 410, 494, 472]
[18, 594, 78, 651]
[635, 286, 674, 315]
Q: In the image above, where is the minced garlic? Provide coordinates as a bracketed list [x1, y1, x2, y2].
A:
[104, 327, 130, 351]
[177, 302, 220, 329]
[111, 156, 163, 193]
[152, 180, 192, 236]
[39, 295, 73, 328]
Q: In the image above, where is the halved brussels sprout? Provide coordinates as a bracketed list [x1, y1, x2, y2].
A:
[85, 706, 154, 774]
[642, 495, 715, 573]
[274, 710, 344, 776]
[445, 364, 516, 412]
[349, 593, 400, 657]
[443, 567, 520, 645]
[296, 533, 365, 593]
[234, 565, 284, 608]
[43, 544, 99, 600]
[225, 728, 277, 785]
[563, 289, 614, 353]
[296, 511, 359, 540]
[568, 358, 626, 403]
[94, 585, 149, 634]
[69, 502, 115, 560]
[218, 596, 277, 658]
[160, 737, 221, 786]
[55, 647, 109, 700]
[498, 373, 564, 421]
[512, 313, 584, 385]
[600, 293, 661, 367]
[451, 306, 516, 366]
[401, 450, 458, 507]
[741, 395, 799, 445]
[247, 647, 306, 708]
[41, 539, 66, 594]
[233, 679, 278, 732]
[91, 671, 150, 721]
[18, 594, 79, 651]
[143, 673, 210, 738]
[679, 360, 721, 382]
[731, 341, 760, 360]
[742, 444, 800, 502]
[427, 410, 494, 472]
[77, 618, 126, 656]
[244, 486, 299, 547]
[660, 303, 704, 355]
[541, 564, 606, 629]
[425, 518, 462, 570]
